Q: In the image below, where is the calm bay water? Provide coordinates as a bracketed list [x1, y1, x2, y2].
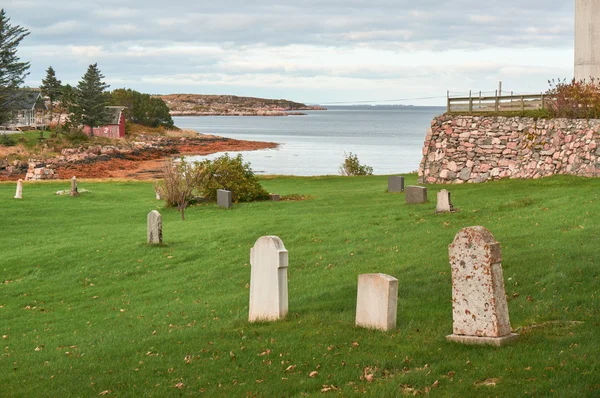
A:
[175, 106, 444, 176]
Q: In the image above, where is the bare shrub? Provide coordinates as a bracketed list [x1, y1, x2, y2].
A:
[154, 158, 202, 220]
[339, 152, 373, 176]
[546, 78, 600, 119]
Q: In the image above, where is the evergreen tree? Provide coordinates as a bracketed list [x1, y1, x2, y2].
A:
[0, 9, 30, 124]
[60, 84, 79, 132]
[40, 66, 62, 124]
[72, 63, 110, 134]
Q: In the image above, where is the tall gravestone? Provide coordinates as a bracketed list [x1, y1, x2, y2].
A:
[249, 236, 288, 322]
[217, 189, 232, 208]
[388, 176, 405, 192]
[355, 273, 398, 331]
[405, 186, 427, 204]
[147, 210, 163, 244]
[447, 226, 518, 346]
[436, 189, 454, 213]
[70, 176, 79, 197]
[14, 179, 23, 199]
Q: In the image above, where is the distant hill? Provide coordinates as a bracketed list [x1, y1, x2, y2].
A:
[158, 94, 326, 116]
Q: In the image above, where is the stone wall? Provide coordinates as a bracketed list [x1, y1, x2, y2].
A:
[418, 115, 600, 184]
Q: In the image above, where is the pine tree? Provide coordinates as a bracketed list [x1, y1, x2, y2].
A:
[72, 63, 110, 134]
[40, 66, 62, 124]
[0, 9, 31, 124]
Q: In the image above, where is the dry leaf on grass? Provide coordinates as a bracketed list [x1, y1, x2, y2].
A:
[309, 371, 319, 378]
[474, 377, 500, 386]
[321, 384, 339, 393]
[98, 390, 111, 396]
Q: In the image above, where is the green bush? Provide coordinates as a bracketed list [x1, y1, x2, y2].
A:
[0, 133, 17, 147]
[195, 154, 269, 202]
[62, 129, 89, 144]
[339, 152, 373, 176]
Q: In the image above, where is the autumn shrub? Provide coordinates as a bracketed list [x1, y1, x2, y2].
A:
[195, 154, 269, 202]
[546, 78, 600, 119]
[154, 158, 202, 220]
[339, 152, 373, 176]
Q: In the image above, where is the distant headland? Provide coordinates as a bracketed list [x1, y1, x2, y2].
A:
[158, 94, 326, 116]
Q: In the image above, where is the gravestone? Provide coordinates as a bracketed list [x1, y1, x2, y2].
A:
[447, 226, 518, 346]
[405, 186, 427, 204]
[355, 273, 398, 331]
[436, 189, 454, 213]
[147, 210, 163, 244]
[217, 189, 232, 208]
[70, 176, 79, 197]
[388, 176, 405, 192]
[249, 236, 288, 322]
[155, 190, 161, 200]
[269, 193, 280, 201]
[14, 179, 23, 199]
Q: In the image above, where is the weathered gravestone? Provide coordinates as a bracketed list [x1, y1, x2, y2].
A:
[155, 190, 161, 200]
[14, 179, 23, 199]
[269, 193, 280, 201]
[436, 189, 454, 213]
[249, 236, 288, 322]
[405, 186, 427, 204]
[147, 210, 163, 244]
[447, 226, 518, 346]
[217, 189, 232, 208]
[355, 273, 398, 331]
[388, 176, 405, 192]
[70, 176, 79, 197]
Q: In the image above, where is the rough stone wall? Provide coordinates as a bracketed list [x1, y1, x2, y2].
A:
[418, 115, 600, 184]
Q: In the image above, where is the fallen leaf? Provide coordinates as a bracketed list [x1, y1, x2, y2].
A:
[258, 349, 271, 356]
[474, 377, 500, 387]
[285, 365, 296, 372]
[321, 384, 339, 392]
[98, 390, 111, 396]
[174, 382, 184, 389]
[351, 341, 359, 348]
[309, 371, 319, 378]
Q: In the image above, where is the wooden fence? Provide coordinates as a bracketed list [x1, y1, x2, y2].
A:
[447, 92, 551, 113]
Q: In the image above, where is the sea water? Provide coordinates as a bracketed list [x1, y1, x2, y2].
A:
[177, 106, 444, 176]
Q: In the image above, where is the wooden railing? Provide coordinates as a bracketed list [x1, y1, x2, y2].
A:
[447, 93, 551, 113]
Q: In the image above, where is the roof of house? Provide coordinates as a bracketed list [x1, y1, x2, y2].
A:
[106, 106, 126, 125]
[10, 89, 47, 111]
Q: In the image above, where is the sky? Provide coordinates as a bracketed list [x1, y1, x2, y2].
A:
[4, 0, 575, 106]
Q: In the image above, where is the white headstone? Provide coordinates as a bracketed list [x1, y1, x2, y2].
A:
[147, 210, 163, 244]
[70, 176, 79, 197]
[14, 179, 23, 199]
[447, 226, 518, 346]
[249, 236, 288, 322]
[355, 273, 398, 331]
[155, 191, 161, 200]
[436, 189, 454, 213]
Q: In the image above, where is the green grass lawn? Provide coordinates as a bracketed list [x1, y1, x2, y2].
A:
[0, 175, 598, 397]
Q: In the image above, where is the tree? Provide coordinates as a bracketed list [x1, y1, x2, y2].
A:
[40, 66, 62, 124]
[72, 63, 110, 134]
[111, 88, 174, 128]
[0, 9, 30, 124]
[60, 84, 79, 132]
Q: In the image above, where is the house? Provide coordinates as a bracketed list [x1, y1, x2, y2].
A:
[83, 106, 126, 139]
[0, 89, 48, 130]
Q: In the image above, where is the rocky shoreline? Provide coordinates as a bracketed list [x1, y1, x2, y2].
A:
[0, 135, 277, 181]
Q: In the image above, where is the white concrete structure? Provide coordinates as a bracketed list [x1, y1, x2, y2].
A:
[248, 236, 288, 322]
[14, 179, 23, 199]
[447, 226, 518, 346]
[436, 189, 454, 213]
[575, 0, 600, 81]
[355, 273, 398, 331]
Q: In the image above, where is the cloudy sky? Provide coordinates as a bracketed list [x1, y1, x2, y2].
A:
[5, 0, 574, 105]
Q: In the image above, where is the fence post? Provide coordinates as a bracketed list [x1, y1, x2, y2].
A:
[541, 94, 545, 110]
[447, 90, 451, 112]
[495, 90, 500, 112]
[521, 95, 525, 112]
[468, 90, 473, 112]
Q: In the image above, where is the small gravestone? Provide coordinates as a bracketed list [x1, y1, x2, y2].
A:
[355, 273, 398, 331]
[249, 236, 288, 322]
[70, 176, 79, 197]
[217, 189, 232, 208]
[436, 189, 454, 213]
[14, 179, 23, 199]
[405, 186, 427, 204]
[269, 193, 280, 201]
[388, 176, 405, 192]
[155, 190, 161, 200]
[447, 226, 518, 346]
[147, 210, 163, 244]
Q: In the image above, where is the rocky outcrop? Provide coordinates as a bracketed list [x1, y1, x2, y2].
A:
[419, 115, 600, 184]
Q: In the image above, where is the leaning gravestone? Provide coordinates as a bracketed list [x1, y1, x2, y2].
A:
[14, 179, 23, 199]
[405, 186, 427, 204]
[70, 176, 79, 197]
[147, 210, 163, 244]
[388, 176, 405, 192]
[217, 189, 232, 208]
[355, 273, 398, 331]
[447, 226, 518, 346]
[436, 189, 454, 213]
[249, 236, 288, 322]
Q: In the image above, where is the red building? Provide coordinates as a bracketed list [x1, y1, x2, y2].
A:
[83, 106, 126, 139]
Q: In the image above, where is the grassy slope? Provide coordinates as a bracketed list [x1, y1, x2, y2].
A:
[0, 175, 598, 397]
